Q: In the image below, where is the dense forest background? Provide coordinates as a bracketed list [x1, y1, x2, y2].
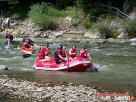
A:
[0, 0, 136, 38]
[1, 0, 136, 17]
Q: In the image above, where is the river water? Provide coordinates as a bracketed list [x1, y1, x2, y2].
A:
[0, 36, 136, 98]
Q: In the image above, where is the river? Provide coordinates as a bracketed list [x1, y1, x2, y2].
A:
[0, 36, 136, 99]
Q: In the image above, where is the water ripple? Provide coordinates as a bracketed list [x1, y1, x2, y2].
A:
[12, 56, 22, 59]
[0, 58, 9, 61]
[93, 63, 109, 71]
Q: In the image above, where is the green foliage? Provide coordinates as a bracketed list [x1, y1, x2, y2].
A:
[65, 7, 84, 27]
[112, 30, 120, 38]
[82, 14, 94, 29]
[28, 2, 63, 30]
[93, 21, 113, 38]
[0, 0, 18, 4]
[76, 0, 103, 16]
[66, 7, 79, 19]
[122, 19, 136, 37]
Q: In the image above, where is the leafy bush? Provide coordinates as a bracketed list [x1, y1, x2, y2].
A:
[65, 7, 84, 27]
[28, 2, 63, 30]
[82, 14, 92, 29]
[93, 22, 113, 38]
[112, 30, 120, 38]
[122, 19, 136, 37]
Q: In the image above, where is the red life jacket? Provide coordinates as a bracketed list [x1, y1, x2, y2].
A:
[69, 48, 77, 58]
[44, 47, 50, 56]
[54, 49, 62, 60]
[38, 49, 45, 59]
[62, 50, 66, 58]
[28, 39, 32, 43]
[23, 43, 31, 48]
[8, 35, 10, 38]
[80, 50, 88, 58]
[8, 34, 13, 39]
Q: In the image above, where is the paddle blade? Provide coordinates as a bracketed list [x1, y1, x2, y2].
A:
[23, 54, 31, 58]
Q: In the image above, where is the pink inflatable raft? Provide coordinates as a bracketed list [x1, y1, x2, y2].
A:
[34, 57, 92, 71]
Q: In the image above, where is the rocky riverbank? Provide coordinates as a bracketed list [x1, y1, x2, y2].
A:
[0, 75, 134, 102]
[0, 17, 133, 39]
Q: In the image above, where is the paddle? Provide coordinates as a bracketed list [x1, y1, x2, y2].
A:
[23, 54, 31, 58]
[66, 50, 70, 72]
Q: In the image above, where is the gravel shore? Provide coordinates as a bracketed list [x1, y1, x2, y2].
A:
[0, 75, 134, 102]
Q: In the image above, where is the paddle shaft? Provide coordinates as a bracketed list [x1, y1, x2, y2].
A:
[66, 51, 70, 72]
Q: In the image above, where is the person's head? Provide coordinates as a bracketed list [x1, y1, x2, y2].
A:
[45, 43, 49, 47]
[72, 45, 76, 49]
[24, 42, 27, 44]
[63, 47, 66, 50]
[58, 45, 63, 49]
[82, 46, 87, 50]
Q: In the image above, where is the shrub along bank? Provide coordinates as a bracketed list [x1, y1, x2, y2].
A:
[1, 1, 136, 38]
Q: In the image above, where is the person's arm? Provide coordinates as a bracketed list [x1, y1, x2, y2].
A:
[48, 48, 51, 54]
[58, 54, 66, 61]
[69, 49, 72, 55]
[69, 49, 76, 55]
[87, 52, 92, 62]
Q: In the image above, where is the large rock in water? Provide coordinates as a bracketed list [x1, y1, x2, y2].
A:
[0, 65, 8, 70]
[118, 31, 128, 38]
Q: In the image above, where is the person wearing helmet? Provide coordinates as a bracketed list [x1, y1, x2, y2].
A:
[80, 46, 92, 62]
[25, 37, 34, 46]
[54, 45, 67, 64]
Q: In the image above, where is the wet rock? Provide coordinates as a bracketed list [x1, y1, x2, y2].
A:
[5, 18, 10, 27]
[118, 31, 129, 39]
[0, 65, 8, 70]
[103, 40, 109, 43]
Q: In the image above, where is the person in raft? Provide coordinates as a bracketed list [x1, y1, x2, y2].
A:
[38, 45, 45, 61]
[80, 46, 92, 62]
[5, 30, 14, 47]
[25, 37, 34, 46]
[62, 47, 67, 58]
[54, 45, 67, 64]
[43, 43, 51, 57]
[69, 45, 77, 60]
[23, 42, 32, 48]
[42, 43, 51, 61]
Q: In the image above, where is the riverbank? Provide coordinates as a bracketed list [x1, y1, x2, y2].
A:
[1, 18, 136, 39]
[0, 75, 135, 102]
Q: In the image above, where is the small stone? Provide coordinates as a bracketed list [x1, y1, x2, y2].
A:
[0, 65, 8, 70]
